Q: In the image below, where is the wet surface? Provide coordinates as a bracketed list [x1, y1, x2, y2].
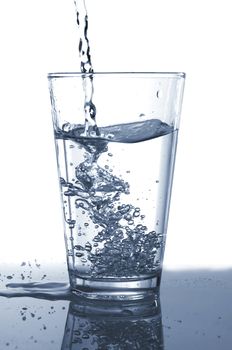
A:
[0, 269, 231, 349]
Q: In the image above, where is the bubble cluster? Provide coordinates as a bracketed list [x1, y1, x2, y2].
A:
[59, 125, 165, 279]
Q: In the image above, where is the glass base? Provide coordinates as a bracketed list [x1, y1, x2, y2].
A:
[69, 275, 161, 301]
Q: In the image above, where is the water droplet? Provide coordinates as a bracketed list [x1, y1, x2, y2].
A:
[84, 222, 89, 227]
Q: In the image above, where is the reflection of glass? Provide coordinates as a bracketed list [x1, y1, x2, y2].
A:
[61, 297, 164, 349]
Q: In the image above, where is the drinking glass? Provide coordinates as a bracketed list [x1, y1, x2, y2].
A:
[48, 72, 185, 300]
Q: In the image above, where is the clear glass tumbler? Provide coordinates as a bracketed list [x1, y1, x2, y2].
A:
[48, 72, 185, 300]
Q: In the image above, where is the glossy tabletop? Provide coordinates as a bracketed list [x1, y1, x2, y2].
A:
[0, 269, 231, 349]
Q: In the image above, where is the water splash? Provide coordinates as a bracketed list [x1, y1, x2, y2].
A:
[0, 282, 71, 300]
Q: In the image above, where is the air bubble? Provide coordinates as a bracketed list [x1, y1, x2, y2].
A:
[60, 177, 66, 185]
[106, 133, 114, 140]
[62, 122, 72, 132]
[82, 333, 90, 339]
[74, 245, 84, 251]
[118, 204, 130, 214]
[104, 242, 111, 249]
[67, 219, 76, 229]
[80, 257, 87, 263]
[125, 213, 132, 221]
[136, 224, 143, 229]
[88, 255, 96, 262]
[85, 242, 92, 252]
[76, 252, 84, 258]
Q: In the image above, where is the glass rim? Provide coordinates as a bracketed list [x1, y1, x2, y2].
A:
[47, 71, 186, 79]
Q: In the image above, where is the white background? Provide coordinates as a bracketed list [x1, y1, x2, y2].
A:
[0, 0, 231, 269]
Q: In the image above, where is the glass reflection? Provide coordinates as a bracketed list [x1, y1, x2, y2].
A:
[61, 297, 164, 349]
